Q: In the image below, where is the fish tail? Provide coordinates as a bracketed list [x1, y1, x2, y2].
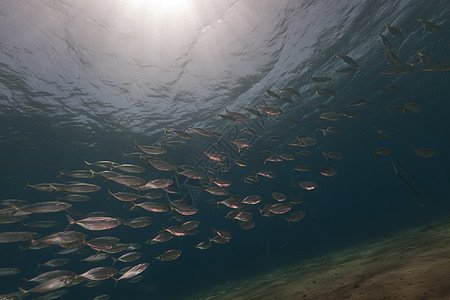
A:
[88, 169, 95, 179]
[65, 215, 75, 231]
[111, 257, 117, 266]
[369, 151, 378, 159]
[18, 287, 28, 300]
[57, 170, 63, 178]
[321, 152, 328, 161]
[163, 128, 168, 135]
[320, 129, 327, 137]
[24, 180, 30, 190]
[130, 202, 137, 211]
[113, 277, 119, 288]
[134, 139, 139, 149]
[22, 277, 29, 285]
[284, 217, 291, 225]
[84, 160, 91, 166]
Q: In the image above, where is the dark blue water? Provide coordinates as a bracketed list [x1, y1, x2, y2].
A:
[1, 0, 450, 299]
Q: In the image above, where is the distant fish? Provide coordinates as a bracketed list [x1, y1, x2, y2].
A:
[416, 18, 440, 32]
[139, 178, 173, 190]
[319, 167, 337, 177]
[417, 50, 432, 66]
[333, 66, 358, 73]
[84, 160, 118, 170]
[260, 105, 283, 115]
[380, 64, 414, 75]
[79, 267, 117, 281]
[195, 240, 212, 250]
[285, 211, 306, 223]
[385, 47, 402, 65]
[319, 112, 340, 121]
[58, 169, 94, 179]
[154, 249, 182, 262]
[376, 130, 389, 138]
[186, 127, 216, 138]
[125, 216, 152, 228]
[308, 75, 332, 83]
[347, 98, 372, 108]
[217, 113, 236, 121]
[380, 85, 400, 93]
[320, 126, 342, 136]
[267, 203, 292, 214]
[239, 221, 255, 230]
[0, 267, 21, 277]
[113, 164, 145, 174]
[421, 60, 450, 72]
[263, 84, 280, 99]
[411, 145, 436, 158]
[336, 54, 358, 68]
[386, 23, 403, 38]
[272, 192, 287, 202]
[298, 181, 317, 191]
[225, 107, 250, 122]
[280, 88, 301, 98]
[113, 263, 149, 287]
[163, 128, 193, 140]
[241, 195, 262, 205]
[256, 169, 276, 179]
[134, 140, 166, 155]
[108, 190, 140, 202]
[370, 147, 391, 158]
[110, 175, 146, 189]
[130, 201, 169, 213]
[315, 87, 336, 97]
[205, 186, 230, 196]
[322, 151, 343, 160]
[243, 108, 263, 117]
[160, 140, 186, 148]
[66, 215, 123, 231]
[377, 32, 392, 48]
[337, 110, 358, 119]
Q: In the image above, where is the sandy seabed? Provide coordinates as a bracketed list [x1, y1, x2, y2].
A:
[183, 218, 450, 300]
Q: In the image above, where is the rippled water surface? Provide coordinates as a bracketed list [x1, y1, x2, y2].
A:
[0, 0, 449, 299]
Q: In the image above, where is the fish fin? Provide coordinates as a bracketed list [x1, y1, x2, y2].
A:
[257, 207, 263, 216]
[65, 215, 75, 231]
[18, 287, 28, 300]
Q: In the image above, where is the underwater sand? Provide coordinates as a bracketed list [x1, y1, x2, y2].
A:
[184, 219, 450, 300]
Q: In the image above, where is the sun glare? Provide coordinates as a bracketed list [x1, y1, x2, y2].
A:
[135, 0, 192, 14]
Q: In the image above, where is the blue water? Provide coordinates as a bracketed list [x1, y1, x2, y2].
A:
[1, 0, 450, 299]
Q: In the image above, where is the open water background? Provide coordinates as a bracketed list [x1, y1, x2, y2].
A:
[0, 0, 449, 299]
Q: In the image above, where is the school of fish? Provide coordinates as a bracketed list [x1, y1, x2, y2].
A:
[0, 17, 445, 300]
